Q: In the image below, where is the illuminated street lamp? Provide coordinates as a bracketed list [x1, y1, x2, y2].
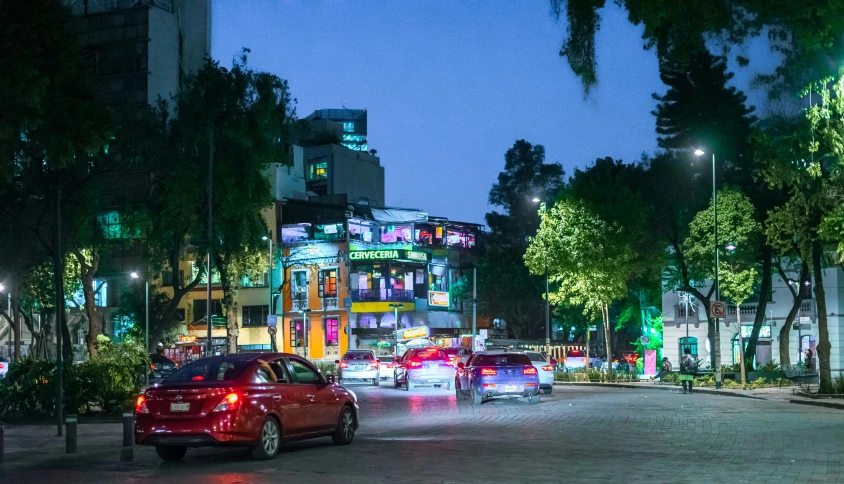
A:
[695, 148, 722, 389]
[388, 303, 404, 349]
[131, 271, 150, 388]
[262, 235, 275, 351]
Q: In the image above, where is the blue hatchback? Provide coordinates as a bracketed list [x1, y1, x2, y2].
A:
[455, 352, 540, 405]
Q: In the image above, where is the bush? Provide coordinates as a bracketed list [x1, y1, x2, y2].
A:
[834, 375, 844, 394]
[0, 336, 149, 418]
[312, 360, 337, 375]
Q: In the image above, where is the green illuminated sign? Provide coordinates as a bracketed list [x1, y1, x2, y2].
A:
[405, 251, 428, 262]
[349, 249, 431, 262]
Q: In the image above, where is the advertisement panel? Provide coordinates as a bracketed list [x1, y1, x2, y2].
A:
[428, 291, 450, 307]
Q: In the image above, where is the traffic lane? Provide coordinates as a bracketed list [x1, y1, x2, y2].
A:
[3, 386, 843, 484]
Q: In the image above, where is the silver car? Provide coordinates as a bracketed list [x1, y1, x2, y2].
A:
[338, 350, 380, 385]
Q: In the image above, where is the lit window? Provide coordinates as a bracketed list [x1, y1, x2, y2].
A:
[342, 134, 366, 143]
[308, 159, 328, 180]
[319, 269, 338, 297]
[325, 318, 339, 346]
[343, 122, 354, 133]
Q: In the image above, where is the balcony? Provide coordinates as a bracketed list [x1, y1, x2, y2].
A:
[350, 289, 415, 303]
[322, 296, 340, 311]
[291, 293, 308, 312]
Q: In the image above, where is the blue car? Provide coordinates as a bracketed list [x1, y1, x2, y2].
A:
[455, 351, 540, 405]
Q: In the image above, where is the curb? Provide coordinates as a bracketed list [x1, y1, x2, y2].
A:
[553, 381, 765, 399]
[1, 416, 124, 426]
[788, 399, 844, 410]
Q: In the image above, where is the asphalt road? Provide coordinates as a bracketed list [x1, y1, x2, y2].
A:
[2, 384, 843, 483]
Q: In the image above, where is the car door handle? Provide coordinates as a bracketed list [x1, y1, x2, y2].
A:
[306, 394, 315, 399]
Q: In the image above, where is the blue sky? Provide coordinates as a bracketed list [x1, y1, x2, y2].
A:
[212, 1, 777, 226]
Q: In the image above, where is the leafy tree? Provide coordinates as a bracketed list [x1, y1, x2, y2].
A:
[479, 140, 564, 339]
[550, 0, 844, 98]
[720, 244, 760, 388]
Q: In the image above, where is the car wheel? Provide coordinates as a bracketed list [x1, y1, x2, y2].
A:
[155, 445, 187, 462]
[331, 406, 356, 445]
[403, 378, 409, 391]
[543, 388, 552, 395]
[371, 378, 379, 386]
[454, 382, 461, 400]
[251, 416, 281, 460]
[472, 385, 483, 405]
[394, 375, 400, 389]
[408, 381, 416, 391]
[528, 393, 541, 405]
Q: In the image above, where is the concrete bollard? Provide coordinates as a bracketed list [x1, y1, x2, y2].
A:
[0, 421, 4, 464]
[66, 415, 77, 454]
[119, 412, 134, 462]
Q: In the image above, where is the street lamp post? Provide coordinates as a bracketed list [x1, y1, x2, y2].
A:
[297, 308, 311, 357]
[131, 272, 149, 389]
[695, 149, 722, 389]
[263, 235, 275, 352]
[388, 303, 404, 354]
[532, 198, 551, 358]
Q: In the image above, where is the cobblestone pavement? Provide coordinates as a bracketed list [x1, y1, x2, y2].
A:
[2, 385, 843, 483]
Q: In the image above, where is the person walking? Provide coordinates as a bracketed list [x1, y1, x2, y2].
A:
[679, 347, 697, 394]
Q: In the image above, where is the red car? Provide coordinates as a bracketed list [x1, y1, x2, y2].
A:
[134, 353, 359, 461]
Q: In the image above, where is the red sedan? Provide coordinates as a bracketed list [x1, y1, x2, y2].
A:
[135, 353, 359, 461]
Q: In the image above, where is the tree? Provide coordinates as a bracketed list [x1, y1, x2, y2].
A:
[525, 199, 636, 368]
[720, 246, 760, 388]
[479, 140, 565, 339]
[550, 0, 844, 98]
[174, 53, 297, 353]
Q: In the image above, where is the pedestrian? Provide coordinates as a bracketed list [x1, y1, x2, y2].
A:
[805, 349, 814, 371]
[653, 357, 672, 381]
[679, 347, 697, 394]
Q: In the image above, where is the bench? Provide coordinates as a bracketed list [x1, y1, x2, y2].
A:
[783, 364, 819, 388]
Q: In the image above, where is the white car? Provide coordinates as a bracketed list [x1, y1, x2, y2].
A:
[337, 350, 380, 385]
[524, 351, 555, 394]
[377, 355, 396, 380]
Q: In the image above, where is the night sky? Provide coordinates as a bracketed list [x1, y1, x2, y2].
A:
[212, 1, 778, 226]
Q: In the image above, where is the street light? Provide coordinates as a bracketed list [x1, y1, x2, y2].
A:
[532, 197, 551, 358]
[262, 235, 275, 352]
[695, 148, 722, 388]
[297, 308, 311, 357]
[388, 303, 404, 353]
[131, 271, 150, 389]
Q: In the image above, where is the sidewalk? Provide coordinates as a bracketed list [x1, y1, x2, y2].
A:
[553, 381, 844, 409]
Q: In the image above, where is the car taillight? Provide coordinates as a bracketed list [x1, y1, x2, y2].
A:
[340, 361, 349, 368]
[151, 364, 156, 370]
[542, 365, 554, 371]
[408, 360, 422, 368]
[480, 368, 497, 376]
[212, 393, 241, 412]
[0, 363, 5, 369]
[135, 395, 149, 414]
[444, 360, 454, 367]
[387, 364, 394, 369]
[523, 367, 538, 375]
[191, 375, 205, 381]
[175, 363, 179, 368]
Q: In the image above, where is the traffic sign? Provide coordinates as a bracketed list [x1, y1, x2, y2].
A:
[267, 315, 277, 327]
[479, 329, 488, 339]
[710, 301, 727, 318]
[268, 325, 277, 336]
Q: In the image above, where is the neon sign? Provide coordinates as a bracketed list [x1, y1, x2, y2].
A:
[349, 249, 430, 262]
[429, 291, 450, 307]
[402, 326, 429, 339]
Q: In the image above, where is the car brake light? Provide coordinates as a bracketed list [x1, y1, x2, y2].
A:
[408, 360, 422, 368]
[135, 395, 149, 414]
[481, 368, 496, 376]
[523, 367, 538, 375]
[175, 363, 179, 368]
[212, 393, 241, 412]
[542, 365, 554, 371]
[340, 361, 349, 368]
[444, 360, 454, 367]
[191, 375, 205, 381]
[0, 363, 5, 369]
[151, 364, 156, 370]
[387, 364, 394, 369]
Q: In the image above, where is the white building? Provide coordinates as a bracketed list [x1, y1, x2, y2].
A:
[663, 267, 844, 373]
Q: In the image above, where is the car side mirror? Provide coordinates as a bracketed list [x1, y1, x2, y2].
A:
[457, 362, 465, 369]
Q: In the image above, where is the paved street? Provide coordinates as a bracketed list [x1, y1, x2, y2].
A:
[2, 385, 843, 483]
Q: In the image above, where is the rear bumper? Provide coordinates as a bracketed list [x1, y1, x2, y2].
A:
[409, 371, 455, 385]
[340, 369, 379, 380]
[135, 413, 255, 447]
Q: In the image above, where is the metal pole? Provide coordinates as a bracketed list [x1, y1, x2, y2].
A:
[65, 415, 77, 454]
[472, 267, 477, 351]
[144, 280, 149, 388]
[0, 421, 4, 464]
[120, 412, 134, 462]
[206, 126, 214, 358]
[268, 238, 275, 352]
[54, 186, 63, 437]
[711, 153, 722, 389]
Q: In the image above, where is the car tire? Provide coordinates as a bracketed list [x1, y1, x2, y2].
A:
[403, 379, 409, 391]
[331, 406, 356, 445]
[394, 375, 400, 389]
[472, 385, 483, 405]
[543, 388, 552, 395]
[528, 393, 541, 405]
[155, 445, 187, 462]
[371, 378, 379, 386]
[250, 416, 281, 460]
[408, 381, 416, 391]
[454, 383, 461, 400]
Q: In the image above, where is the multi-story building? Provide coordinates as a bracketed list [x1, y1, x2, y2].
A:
[306, 109, 368, 152]
[662, 267, 844, 373]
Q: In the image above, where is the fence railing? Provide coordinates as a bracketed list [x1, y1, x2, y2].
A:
[350, 289, 414, 303]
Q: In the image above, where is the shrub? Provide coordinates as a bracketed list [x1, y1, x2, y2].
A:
[835, 375, 844, 394]
[313, 360, 337, 375]
[757, 360, 781, 372]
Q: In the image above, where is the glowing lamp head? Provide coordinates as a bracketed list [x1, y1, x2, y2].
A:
[130, 272, 139, 279]
[532, 197, 541, 203]
[694, 149, 705, 156]
[725, 243, 736, 251]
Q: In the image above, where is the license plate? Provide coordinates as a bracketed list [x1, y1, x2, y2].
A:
[504, 385, 518, 392]
[353, 365, 364, 370]
[170, 402, 190, 412]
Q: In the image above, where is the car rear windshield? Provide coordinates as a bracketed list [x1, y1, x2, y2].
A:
[525, 352, 546, 362]
[163, 357, 250, 383]
[415, 349, 448, 361]
[567, 350, 585, 358]
[473, 354, 532, 366]
[344, 352, 375, 360]
[378, 356, 395, 363]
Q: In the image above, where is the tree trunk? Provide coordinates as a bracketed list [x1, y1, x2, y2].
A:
[603, 303, 612, 374]
[811, 240, 833, 393]
[223, 282, 238, 355]
[779, 302, 798, 366]
[736, 304, 747, 388]
[744, 245, 773, 369]
[11, 283, 21, 361]
[60, 311, 72, 362]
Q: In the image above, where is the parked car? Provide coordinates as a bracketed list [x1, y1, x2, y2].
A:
[337, 350, 380, 385]
[394, 347, 456, 391]
[377, 355, 396, 380]
[455, 351, 540, 405]
[523, 351, 555, 394]
[563, 350, 588, 372]
[0, 356, 8, 379]
[149, 354, 178, 383]
[135, 353, 359, 462]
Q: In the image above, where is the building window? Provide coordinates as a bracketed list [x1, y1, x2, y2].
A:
[242, 305, 269, 327]
[290, 320, 306, 347]
[291, 271, 308, 304]
[190, 261, 221, 284]
[342, 134, 365, 143]
[193, 299, 223, 325]
[679, 337, 698, 361]
[343, 122, 354, 133]
[308, 159, 328, 180]
[98, 211, 140, 239]
[732, 334, 752, 366]
[239, 344, 271, 351]
[380, 224, 413, 243]
[319, 269, 338, 298]
[325, 318, 339, 346]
